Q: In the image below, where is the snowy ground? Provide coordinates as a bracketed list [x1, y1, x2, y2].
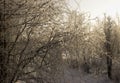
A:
[61, 68, 114, 83]
[16, 67, 116, 83]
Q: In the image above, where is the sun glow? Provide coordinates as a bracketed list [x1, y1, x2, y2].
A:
[68, 0, 120, 19]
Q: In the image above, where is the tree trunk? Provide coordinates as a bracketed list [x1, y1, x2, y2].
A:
[0, 10, 7, 83]
[0, 1, 9, 82]
[106, 32, 112, 79]
[104, 17, 112, 79]
[106, 56, 112, 79]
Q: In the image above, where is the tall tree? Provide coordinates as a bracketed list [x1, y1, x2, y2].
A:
[104, 17, 112, 79]
[0, 0, 66, 82]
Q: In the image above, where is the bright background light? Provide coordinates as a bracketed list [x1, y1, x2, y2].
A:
[68, 0, 120, 19]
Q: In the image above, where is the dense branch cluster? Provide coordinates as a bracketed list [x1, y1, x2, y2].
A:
[0, 0, 120, 83]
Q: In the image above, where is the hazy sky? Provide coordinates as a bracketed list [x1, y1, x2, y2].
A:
[68, 0, 120, 18]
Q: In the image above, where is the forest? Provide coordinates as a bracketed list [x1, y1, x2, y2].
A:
[0, 0, 120, 83]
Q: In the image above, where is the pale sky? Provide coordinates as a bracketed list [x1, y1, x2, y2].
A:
[68, 0, 120, 18]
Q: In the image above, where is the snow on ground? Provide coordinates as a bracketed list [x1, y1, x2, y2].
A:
[16, 67, 115, 83]
[61, 68, 114, 83]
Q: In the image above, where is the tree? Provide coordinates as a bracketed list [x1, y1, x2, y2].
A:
[104, 16, 113, 79]
[0, 0, 66, 82]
